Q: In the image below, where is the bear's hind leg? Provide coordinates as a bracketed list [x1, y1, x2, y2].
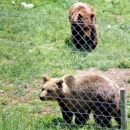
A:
[59, 102, 73, 123]
[93, 113, 111, 128]
[114, 110, 121, 129]
[75, 109, 91, 125]
[101, 116, 111, 128]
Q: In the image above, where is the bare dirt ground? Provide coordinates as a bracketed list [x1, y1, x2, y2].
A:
[77, 68, 130, 99]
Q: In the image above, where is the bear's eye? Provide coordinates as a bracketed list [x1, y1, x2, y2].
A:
[47, 90, 51, 94]
[42, 88, 45, 91]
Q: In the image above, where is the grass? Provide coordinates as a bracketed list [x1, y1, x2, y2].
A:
[0, 0, 130, 129]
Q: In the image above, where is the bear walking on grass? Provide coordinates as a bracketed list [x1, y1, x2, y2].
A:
[69, 2, 98, 50]
[40, 74, 121, 128]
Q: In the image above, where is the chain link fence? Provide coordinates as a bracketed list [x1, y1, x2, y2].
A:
[0, 0, 130, 130]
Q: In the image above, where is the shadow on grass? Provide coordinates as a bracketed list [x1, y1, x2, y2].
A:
[37, 117, 84, 129]
[64, 37, 93, 53]
[36, 115, 121, 130]
[36, 115, 107, 130]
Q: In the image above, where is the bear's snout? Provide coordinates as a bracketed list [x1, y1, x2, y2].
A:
[40, 91, 54, 101]
[40, 96, 44, 100]
[40, 91, 47, 100]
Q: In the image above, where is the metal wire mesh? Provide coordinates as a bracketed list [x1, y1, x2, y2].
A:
[0, 1, 129, 130]
[39, 74, 125, 129]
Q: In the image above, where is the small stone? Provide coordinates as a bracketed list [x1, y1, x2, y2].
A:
[0, 90, 5, 93]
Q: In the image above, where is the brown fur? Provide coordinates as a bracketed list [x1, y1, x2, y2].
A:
[69, 2, 98, 50]
[40, 74, 121, 128]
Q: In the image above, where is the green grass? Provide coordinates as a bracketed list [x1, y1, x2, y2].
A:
[0, 0, 130, 129]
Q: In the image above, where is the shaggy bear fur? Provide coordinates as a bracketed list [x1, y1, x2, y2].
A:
[40, 74, 121, 128]
[69, 2, 98, 50]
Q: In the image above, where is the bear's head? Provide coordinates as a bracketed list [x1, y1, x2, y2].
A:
[40, 75, 64, 101]
[69, 5, 96, 37]
[40, 75, 75, 101]
[69, 7, 96, 26]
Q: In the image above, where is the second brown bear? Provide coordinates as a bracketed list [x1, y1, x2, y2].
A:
[69, 2, 98, 50]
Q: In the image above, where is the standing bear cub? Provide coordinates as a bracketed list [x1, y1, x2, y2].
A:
[40, 74, 121, 128]
[69, 2, 98, 50]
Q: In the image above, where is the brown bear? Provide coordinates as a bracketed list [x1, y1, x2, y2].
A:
[40, 74, 121, 128]
[69, 2, 98, 50]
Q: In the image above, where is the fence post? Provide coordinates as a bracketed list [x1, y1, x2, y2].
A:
[120, 88, 126, 130]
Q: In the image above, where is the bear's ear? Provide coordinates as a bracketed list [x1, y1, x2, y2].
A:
[90, 12, 95, 21]
[65, 75, 75, 88]
[78, 13, 82, 20]
[43, 75, 50, 83]
[56, 79, 63, 88]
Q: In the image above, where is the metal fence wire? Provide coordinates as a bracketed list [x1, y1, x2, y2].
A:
[69, 21, 98, 51]
[37, 1, 129, 129]
[0, 0, 129, 130]
[39, 74, 127, 129]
